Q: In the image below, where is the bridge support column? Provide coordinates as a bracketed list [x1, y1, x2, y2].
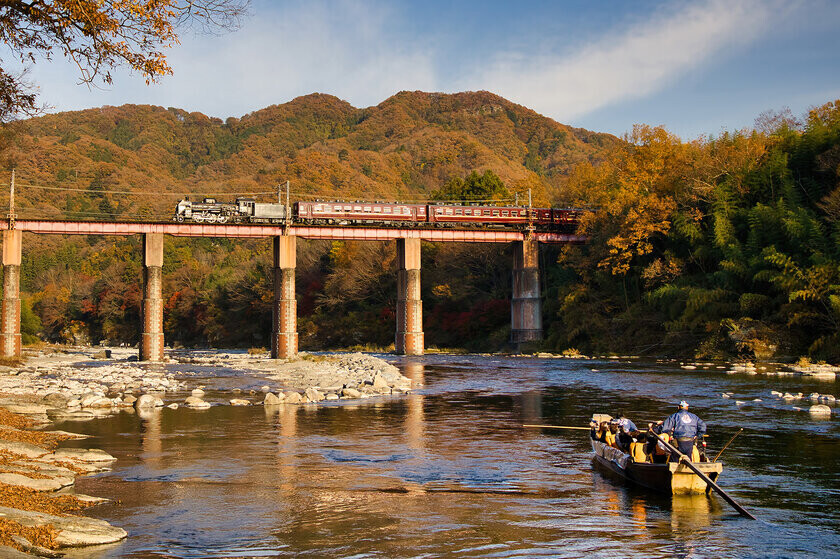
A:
[396, 238, 423, 355]
[271, 235, 297, 359]
[1, 230, 22, 357]
[511, 240, 542, 344]
[140, 233, 164, 362]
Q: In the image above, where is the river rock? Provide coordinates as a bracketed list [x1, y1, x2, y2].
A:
[3, 403, 50, 415]
[84, 396, 114, 409]
[0, 506, 127, 547]
[51, 447, 116, 463]
[92, 349, 112, 359]
[371, 374, 389, 390]
[185, 396, 210, 409]
[263, 392, 284, 405]
[0, 544, 34, 558]
[304, 388, 325, 402]
[66, 398, 82, 408]
[122, 394, 137, 405]
[341, 387, 361, 399]
[809, 404, 832, 416]
[260, 385, 271, 393]
[0, 471, 73, 491]
[167, 403, 179, 409]
[191, 388, 205, 397]
[229, 399, 251, 406]
[40, 392, 69, 407]
[135, 394, 157, 409]
[11, 535, 63, 558]
[284, 391, 303, 404]
[0, 440, 49, 459]
[325, 393, 339, 401]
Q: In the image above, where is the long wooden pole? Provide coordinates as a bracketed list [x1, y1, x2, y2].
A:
[522, 424, 591, 430]
[713, 428, 743, 462]
[651, 431, 756, 520]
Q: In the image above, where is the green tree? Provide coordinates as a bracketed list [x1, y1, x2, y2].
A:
[431, 170, 511, 202]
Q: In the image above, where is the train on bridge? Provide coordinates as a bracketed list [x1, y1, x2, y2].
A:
[173, 198, 583, 231]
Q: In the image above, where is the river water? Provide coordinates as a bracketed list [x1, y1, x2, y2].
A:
[55, 354, 838, 558]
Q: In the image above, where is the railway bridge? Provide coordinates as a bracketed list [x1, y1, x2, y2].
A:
[0, 220, 584, 360]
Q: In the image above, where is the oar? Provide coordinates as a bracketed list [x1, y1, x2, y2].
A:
[522, 424, 591, 430]
[650, 431, 756, 520]
[713, 428, 743, 462]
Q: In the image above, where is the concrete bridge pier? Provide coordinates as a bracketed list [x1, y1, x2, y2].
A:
[1, 229, 22, 357]
[140, 233, 165, 362]
[271, 235, 298, 359]
[511, 240, 542, 344]
[396, 238, 423, 355]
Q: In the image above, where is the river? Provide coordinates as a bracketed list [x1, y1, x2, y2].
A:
[55, 354, 838, 558]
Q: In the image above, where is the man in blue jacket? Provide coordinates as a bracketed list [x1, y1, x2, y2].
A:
[662, 400, 706, 461]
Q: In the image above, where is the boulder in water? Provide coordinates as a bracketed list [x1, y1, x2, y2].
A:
[809, 404, 832, 416]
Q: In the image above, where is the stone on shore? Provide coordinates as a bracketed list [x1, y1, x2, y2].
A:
[263, 392, 284, 405]
[0, 545, 34, 558]
[341, 387, 361, 399]
[229, 399, 251, 406]
[304, 388, 325, 402]
[0, 471, 72, 491]
[0, 440, 49, 459]
[51, 447, 116, 464]
[11, 535, 63, 558]
[0, 506, 127, 547]
[283, 391, 303, 404]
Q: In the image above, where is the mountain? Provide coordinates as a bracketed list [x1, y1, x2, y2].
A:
[4, 91, 618, 220]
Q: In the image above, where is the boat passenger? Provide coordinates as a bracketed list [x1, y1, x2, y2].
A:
[662, 400, 706, 462]
[614, 413, 638, 434]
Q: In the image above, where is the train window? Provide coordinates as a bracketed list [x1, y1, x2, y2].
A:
[363, 206, 371, 212]
[483, 210, 490, 216]
[384, 207, 391, 213]
[314, 204, 322, 211]
[344, 206, 351, 211]
[492, 210, 500, 216]
[445, 209, 453, 215]
[455, 209, 462, 215]
[502, 210, 508, 217]
[464, 209, 471, 215]
[354, 206, 361, 211]
[374, 207, 382, 212]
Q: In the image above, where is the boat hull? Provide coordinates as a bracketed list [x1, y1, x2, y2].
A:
[591, 439, 723, 495]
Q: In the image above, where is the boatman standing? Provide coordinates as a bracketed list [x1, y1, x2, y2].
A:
[662, 400, 706, 462]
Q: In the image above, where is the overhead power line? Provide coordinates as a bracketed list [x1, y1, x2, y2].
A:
[14, 183, 277, 196]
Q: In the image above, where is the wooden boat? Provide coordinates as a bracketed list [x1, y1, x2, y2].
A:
[591, 438, 723, 495]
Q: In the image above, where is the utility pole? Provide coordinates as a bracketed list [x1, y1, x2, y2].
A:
[8, 169, 16, 230]
[284, 180, 291, 233]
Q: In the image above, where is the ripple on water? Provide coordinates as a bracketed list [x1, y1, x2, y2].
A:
[64, 353, 839, 558]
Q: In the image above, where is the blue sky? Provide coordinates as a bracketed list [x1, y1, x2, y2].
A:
[9, 0, 840, 138]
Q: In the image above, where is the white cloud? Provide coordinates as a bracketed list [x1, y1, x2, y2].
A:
[463, 0, 782, 121]
[16, 0, 439, 118]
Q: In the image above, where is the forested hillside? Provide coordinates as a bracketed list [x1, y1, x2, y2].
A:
[1, 91, 616, 351]
[5, 93, 840, 360]
[552, 101, 840, 360]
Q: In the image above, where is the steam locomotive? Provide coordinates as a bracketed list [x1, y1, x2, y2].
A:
[173, 197, 583, 231]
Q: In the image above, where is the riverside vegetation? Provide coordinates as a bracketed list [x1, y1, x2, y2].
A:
[1, 93, 840, 361]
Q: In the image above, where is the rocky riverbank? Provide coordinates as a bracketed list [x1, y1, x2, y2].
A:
[0, 407, 127, 556]
[0, 346, 413, 420]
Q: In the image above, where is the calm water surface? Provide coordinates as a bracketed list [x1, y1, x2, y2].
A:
[55, 355, 839, 558]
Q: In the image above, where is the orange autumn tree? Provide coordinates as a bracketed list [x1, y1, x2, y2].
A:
[0, 0, 249, 121]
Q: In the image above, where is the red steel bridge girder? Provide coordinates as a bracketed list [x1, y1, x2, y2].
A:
[1, 220, 585, 243]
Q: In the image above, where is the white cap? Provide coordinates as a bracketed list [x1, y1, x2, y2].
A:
[679, 400, 689, 408]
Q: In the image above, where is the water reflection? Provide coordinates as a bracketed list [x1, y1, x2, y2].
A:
[63, 353, 839, 558]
